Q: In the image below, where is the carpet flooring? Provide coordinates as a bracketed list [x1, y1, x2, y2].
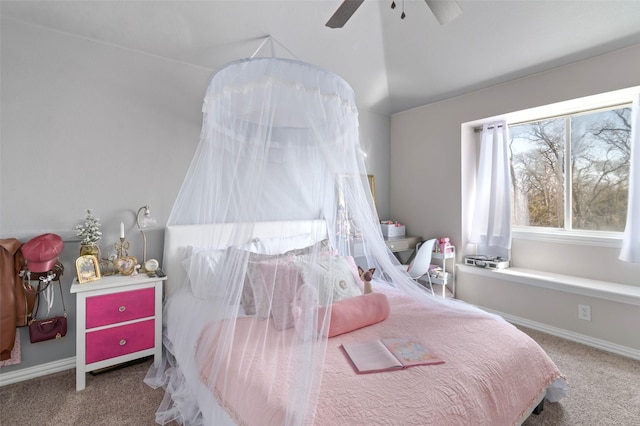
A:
[1, 326, 639, 425]
[519, 327, 640, 426]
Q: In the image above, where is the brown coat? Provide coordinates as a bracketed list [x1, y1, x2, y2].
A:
[1, 238, 35, 361]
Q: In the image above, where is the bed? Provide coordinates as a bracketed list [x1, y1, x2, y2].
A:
[149, 219, 566, 426]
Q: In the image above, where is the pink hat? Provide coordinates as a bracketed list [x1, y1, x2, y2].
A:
[22, 233, 64, 273]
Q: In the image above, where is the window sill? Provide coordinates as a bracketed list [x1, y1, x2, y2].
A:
[512, 228, 622, 248]
[458, 264, 640, 306]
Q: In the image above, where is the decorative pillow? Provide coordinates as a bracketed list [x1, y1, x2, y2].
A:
[225, 239, 264, 254]
[291, 284, 319, 341]
[243, 256, 303, 326]
[255, 233, 318, 255]
[242, 235, 330, 257]
[241, 279, 257, 315]
[182, 246, 226, 300]
[245, 259, 273, 319]
[251, 257, 303, 330]
[294, 255, 362, 306]
[318, 292, 390, 337]
[242, 251, 283, 315]
[284, 239, 332, 256]
[343, 255, 364, 292]
[240, 239, 333, 314]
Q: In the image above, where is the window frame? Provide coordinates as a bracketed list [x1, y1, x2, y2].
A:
[464, 87, 640, 249]
[512, 226, 622, 248]
[508, 103, 632, 241]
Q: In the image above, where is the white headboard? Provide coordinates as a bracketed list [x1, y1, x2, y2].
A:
[163, 220, 328, 297]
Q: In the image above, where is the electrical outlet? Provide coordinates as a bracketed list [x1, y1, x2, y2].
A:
[578, 304, 591, 321]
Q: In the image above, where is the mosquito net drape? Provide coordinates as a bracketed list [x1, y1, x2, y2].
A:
[147, 57, 496, 426]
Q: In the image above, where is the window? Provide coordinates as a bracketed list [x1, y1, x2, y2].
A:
[509, 105, 632, 233]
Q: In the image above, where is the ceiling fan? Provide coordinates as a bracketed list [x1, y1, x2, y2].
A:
[326, 0, 462, 28]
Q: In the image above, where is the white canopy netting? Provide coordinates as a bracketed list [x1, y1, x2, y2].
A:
[146, 55, 496, 425]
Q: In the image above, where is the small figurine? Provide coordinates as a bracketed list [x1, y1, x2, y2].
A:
[358, 266, 376, 294]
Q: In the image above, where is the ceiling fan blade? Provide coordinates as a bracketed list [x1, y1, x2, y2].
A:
[424, 0, 462, 25]
[326, 0, 365, 28]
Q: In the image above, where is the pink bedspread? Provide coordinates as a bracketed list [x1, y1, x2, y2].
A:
[196, 292, 564, 425]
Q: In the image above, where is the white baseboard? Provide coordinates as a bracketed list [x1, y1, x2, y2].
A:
[482, 307, 640, 361]
[0, 356, 75, 387]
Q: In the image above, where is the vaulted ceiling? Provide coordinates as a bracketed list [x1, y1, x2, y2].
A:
[3, 0, 640, 115]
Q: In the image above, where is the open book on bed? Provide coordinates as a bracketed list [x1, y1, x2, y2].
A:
[341, 337, 444, 374]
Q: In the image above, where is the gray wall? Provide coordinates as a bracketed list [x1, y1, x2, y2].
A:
[391, 44, 640, 351]
[0, 18, 390, 374]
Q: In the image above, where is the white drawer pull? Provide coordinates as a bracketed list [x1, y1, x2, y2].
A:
[118, 306, 126, 312]
[388, 244, 394, 249]
[119, 339, 127, 346]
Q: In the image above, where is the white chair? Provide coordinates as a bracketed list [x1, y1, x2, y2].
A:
[406, 238, 437, 295]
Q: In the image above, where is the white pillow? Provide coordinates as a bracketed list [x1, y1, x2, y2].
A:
[294, 255, 362, 306]
[182, 246, 226, 300]
[231, 238, 265, 254]
[254, 233, 317, 255]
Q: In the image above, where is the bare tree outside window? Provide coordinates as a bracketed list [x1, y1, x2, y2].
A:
[508, 106, 631, 232]
[510, 118, 565, 228]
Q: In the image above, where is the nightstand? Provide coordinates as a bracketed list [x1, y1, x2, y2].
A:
[70, 274, 166, 391]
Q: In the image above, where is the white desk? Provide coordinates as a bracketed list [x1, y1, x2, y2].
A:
[384, 235, 421, 263]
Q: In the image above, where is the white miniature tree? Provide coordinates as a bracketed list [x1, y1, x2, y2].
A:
[75, 209, 102, 245]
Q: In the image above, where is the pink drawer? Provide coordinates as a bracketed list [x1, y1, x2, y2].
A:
[86, 319, 154, 364]
[86, 288, 154, 329]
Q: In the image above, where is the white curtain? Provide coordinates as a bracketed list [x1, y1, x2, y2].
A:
[470, 121, 512, 256]
[619, 92, 640, 262]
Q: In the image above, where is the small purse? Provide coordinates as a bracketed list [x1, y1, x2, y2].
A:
[29, 315, 67, 342]
[28, 277, 67, 343]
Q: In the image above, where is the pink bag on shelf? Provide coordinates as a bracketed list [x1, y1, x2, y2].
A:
[438, 237, 452, 254]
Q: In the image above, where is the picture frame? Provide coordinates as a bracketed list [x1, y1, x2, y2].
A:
[76, 255, 101, 284]
[115, 256, 138, 276]
[337, 173, 378, 238]
[337, 174, 377, 208]
[368, 174, 376, 205]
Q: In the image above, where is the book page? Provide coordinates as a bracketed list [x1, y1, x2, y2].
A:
[342, 340, 402, 373]
[381, 337, 444, 367]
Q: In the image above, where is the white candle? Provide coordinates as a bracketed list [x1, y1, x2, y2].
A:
[120, 221, 125, 239]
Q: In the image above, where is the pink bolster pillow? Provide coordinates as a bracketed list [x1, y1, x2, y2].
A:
[320, 292, 390, 338]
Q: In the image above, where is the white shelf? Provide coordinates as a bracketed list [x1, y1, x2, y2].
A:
[431, 246, 455, 298]
[430, 272, 451, 286]
[432, 246, 455, 260]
